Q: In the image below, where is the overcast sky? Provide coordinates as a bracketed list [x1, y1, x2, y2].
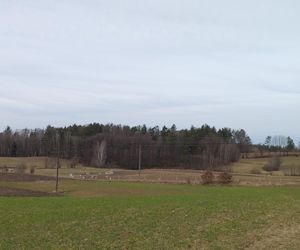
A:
[1, 0, 300, 143]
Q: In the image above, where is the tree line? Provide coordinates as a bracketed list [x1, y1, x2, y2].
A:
[0, 123, 252, 170]
[245, 135, 298, 159]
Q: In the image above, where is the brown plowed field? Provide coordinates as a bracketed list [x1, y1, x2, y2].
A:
[0, 187, 55, 197]
[0, 173, 55, 182]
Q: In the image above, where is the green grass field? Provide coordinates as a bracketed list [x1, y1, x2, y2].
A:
[1, 156, 300, 249]
[1, 180, 300, 249]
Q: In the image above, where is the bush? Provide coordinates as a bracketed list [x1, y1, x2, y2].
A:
[15, 163, 27, 174]
[289, 166, 300, 176]
[217, 172, 232, 184]
[263, 155, 281, 172]
[30, 166, 35, 174]
[281, 164, 300, 176]
[70, 158, 79, 168]
[201, 171, 214, 185]
[45, 157, 57, 169]
[0, 165, 8, 173]
[186, 176, 191, 184]
[250, 168, 261, 175]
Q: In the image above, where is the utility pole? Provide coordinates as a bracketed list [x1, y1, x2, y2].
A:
[55, 155, 59, 193]
[138, 144, 142, 177]
[55, 132, 60, 193]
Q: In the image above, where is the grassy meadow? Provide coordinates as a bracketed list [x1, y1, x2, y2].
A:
[0, 156, 300, 249]
[1, 155, 300, 176]
[231, 156, 300, 175]
[0, 182, 300, 249]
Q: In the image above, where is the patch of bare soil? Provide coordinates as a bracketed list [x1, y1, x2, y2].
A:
[0, 173, 55, 182]
[0, 187, 55, 197]
[246, 224, 300, 250]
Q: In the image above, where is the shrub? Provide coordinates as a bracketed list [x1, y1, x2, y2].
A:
[263, 155, 281, 172]
[250, 168, 261, 175]
[0, 165, 8, 173]
[44, 157, 48, 169]
[70, 158, 79, 168]
[30, 166, 35, 174]
[45, 158, 57, 169]
[281, 164, 300, 176]
[217, 172, 233, 184]
[290, 166, 300, 176]
[186, 176, 191, 184]
[201, 171, 214, 185]
[15, 163, 27, 174]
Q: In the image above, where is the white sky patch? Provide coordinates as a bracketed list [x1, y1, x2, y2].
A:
[1, 0, 300, 143]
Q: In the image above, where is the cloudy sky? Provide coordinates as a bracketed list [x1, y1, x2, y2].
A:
[1, 0, 300, 143]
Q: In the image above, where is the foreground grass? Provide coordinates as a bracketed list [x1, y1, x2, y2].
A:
[0, 182, 300, 249]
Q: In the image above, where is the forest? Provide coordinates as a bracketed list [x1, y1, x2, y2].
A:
[0, 123, 253, 170]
